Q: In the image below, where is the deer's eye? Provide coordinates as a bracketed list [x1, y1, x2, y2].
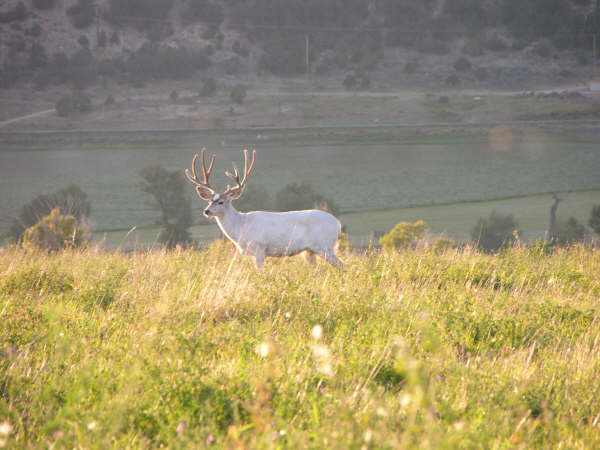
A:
[218, 201, 224, 205]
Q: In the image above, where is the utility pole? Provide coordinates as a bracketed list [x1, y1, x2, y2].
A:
[305, 34, 310, 74]
[594, 33, 597, 77]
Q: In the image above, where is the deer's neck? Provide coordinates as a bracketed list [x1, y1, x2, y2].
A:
[215, 204, 245, 243]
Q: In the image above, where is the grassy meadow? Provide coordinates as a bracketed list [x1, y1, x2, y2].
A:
[1, 243, 600, 448]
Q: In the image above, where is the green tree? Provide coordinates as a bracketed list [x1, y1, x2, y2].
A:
[9, 185, 91, 243]
[139, 166, 194, 249]
[200, 77, 217, 96]
[471, 211, 519, 253]
[22, 207, 88, 251]
[380, 220, 428, 250]
[551, 217, 585, 246]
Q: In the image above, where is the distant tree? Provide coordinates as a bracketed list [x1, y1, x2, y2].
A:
[590, 204, 600, 237]
[235, 184, 272, 212]
[66, 0, 95, 29]
[275, 181, 338, 215]
[170, 89, 178, 103]
[471, 211, 519, 253]
[230, 84, 246, 104]
[380, 220, 428, 250]
[109, 31, 120, 46]
[22, 207, 88, 251]
[138, 165, 194, 249]
[9, 185, 91, 243]
[33, 0, 55, 10]
[343, 73, 357, 90]
[453, 56, 472, 72]
[200, 77, 217, 96]
[55, 91, 92, 117]
[29, 43, 48, 69]
[98, 30, 107, 48]
[78, 34, 90, 49]
[551, 217, 585, 246]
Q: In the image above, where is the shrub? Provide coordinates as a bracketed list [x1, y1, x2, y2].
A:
[22, 208, 88, 251]
[109, 31, 120, 46]
[230, 84, 246, 104]
[232, 40, 249, 58]
[590, 204, 600, 237]
[55, 91, 92, 117]
[138, 165, 194, 249]
[432, 238, 455, 254]
[200, 77, 217, 96]
[66, 0, 95, 29]
[29, 43, 47, 69]
[453, 56, 472, 72]
[471, 211, 519, 253]
[275, 182, 337, 215]
[33, 0, 55, 9]
[379, 220, 428, 250]
[551, 217, 585, 246]
[78, 35, 90, 49]
[343, 73, 357, 90]
[170, 90, 178, 103]
[9, 185, 91, 243]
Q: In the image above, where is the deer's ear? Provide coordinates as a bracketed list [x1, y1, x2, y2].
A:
[196, 186, 214, 200]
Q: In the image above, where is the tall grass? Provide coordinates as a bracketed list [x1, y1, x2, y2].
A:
[1, 243, 599, 448]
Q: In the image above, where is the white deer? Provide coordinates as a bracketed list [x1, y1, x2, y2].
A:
[185, 149, 344, 268]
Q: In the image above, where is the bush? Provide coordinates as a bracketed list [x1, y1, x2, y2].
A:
[551, 217, 585, 246]
[22, 208, 88, 251]
[275, 182, 337, 214]
[55, 91, 92, 117]
[200, 77, 217, 96]
[379, 220, 428, 250]
[66, 0, 95, 29]
[230, 84, 246, 104]
[9, 185, 91, 243]
[590, 204, 600, 237]
[432, 238, 455, 254]
[471, 211, 519, 253]
[78, 35, 90, 49]
[29, 43, 47, 69]
[453, 56, 472, 72]
[343, 73, 357, 90]
[232, 40, 249, 58]
[33, 0, 55, 9]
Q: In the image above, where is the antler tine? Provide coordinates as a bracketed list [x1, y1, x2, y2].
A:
[224, 149, 256, 197]
[185, 148, 216, 194]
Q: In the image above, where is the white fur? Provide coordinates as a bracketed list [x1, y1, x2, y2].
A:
[209, 202, 343, 268]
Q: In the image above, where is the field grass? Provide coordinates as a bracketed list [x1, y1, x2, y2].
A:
[1, 244, 600, 448]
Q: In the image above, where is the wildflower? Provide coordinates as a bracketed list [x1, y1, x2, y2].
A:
[400, 393, 411, 408]
[363, 429, 373, 443]
[0, 422, 10, 436]
[87, 421, 97, 431]
[176, 422, 185, 438]
[256, 341, 274, 358]
[206, 434, 215, 444]
[311, 324, 323, 340]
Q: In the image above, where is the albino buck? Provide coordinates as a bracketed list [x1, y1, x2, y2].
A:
[185, 149, 344, 268]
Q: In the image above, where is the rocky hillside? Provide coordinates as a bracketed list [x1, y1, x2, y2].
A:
[1, 0, 599, 91]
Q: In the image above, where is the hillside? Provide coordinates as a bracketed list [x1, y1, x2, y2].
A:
[1, 244, 599, 447]
[1, 0, 600, 94]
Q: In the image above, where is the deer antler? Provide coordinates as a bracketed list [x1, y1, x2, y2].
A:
[223, 149, 256, 199]
[185, 148, 216, 199]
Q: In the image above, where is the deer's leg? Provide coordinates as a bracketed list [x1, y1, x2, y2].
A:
[302, 250, 316, 264]
[254, 248, 266, 269]
[318, 248, 344, 268]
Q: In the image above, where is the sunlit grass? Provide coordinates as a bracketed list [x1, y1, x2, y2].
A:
[1, 243, 599, 448]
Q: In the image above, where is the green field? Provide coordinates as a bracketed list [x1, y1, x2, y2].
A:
[2, 126, 599, 245]
[1, 245, 600, 447]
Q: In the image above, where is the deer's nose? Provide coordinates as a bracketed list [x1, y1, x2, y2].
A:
[203, 207, 212, 217]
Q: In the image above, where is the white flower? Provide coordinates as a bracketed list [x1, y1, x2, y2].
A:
[311, 325, 323, 340]
[87, 421, 97, 431]
[0, 421, 10, 436]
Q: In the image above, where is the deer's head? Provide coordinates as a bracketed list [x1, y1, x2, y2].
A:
[185, 148, 256, 218]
